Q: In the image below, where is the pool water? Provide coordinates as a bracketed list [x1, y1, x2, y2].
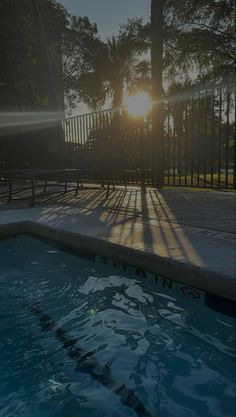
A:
[0, 235, 235, 417]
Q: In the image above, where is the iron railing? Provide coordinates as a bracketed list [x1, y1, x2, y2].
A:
[0, 76, 235, 189]
[62, 108, 152, 185]
[61, 77, 235, 189]
[164, 76, 235, 189]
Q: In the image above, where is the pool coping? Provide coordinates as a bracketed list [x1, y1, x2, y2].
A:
[0, 220, 235, 302]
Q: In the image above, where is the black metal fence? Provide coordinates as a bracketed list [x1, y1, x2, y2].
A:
[61, 77, 235, 189]
[0, 76, 235, 189]
[61, 108, 152, 184]
[165, 76, 235, 189]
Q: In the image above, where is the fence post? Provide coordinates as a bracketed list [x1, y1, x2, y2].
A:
[151, 0, 165, 187]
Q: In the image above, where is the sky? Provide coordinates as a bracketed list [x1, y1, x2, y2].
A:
[57, 0, 151, 116]
[59, 0, 151, 39]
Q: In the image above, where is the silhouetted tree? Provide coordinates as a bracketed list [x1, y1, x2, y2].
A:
[123, 1, 235, 83]
[0, 0, 67, 111]
[62, 15, 99, 112]
[73, 33, 149, 110]
[0, 0, 99, 112]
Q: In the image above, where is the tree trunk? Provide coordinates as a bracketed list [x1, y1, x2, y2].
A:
[112, 81, 123, 109]
[151, 0, 165, 186]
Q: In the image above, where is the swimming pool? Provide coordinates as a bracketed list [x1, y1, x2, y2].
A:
[0, 235, 235, 417]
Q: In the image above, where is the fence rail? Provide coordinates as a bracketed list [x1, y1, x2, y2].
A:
[61, 77, 235, 189]
[164, 77, 235, 189]
[61, 108, 152, 184]
[0, 76, 235, 189]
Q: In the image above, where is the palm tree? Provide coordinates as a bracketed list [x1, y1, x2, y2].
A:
[76, 33, 148, 110]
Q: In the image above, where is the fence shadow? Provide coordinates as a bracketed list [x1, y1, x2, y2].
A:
[1, 182, 235, 270]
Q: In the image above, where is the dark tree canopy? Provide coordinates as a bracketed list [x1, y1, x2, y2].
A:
[1, 0, 234, 113]
[123, 0, 235, 84]
[0, 0, 99, 112]
[165, 0, 235, 81]
[62, 15, 100, 110]
[0, 0, 68, 110]
[70, 31, 149, 110]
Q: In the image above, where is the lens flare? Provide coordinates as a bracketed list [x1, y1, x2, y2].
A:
[0, 111, 64, 136]
[124, 92, 151, 117]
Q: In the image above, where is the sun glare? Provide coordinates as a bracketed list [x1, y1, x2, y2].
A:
[124, 92, 151, 117]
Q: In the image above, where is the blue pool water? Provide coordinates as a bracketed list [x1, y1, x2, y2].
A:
[0, 235, 235, 417]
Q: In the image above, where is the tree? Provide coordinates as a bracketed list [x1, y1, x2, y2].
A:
[123, 1, 235, 83]
[0, 0, 67, 111]
[0, 0, 99, 112]
[62, 15, 100, 112]
[164, 0, 235, 82]
[72, 32, 149, 110]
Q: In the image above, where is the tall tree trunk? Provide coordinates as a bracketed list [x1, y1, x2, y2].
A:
[112, 81, 123, 109]
[151, 0, 164, 186]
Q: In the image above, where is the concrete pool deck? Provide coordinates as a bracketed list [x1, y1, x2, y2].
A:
[0, 185, 235, 300]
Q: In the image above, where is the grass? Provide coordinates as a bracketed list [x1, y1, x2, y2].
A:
[164, 173, 235, 190]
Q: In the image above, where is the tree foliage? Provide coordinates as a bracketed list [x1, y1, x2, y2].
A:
[0, 0, 99, 111]
[62, 15, 100, 109]
[70, 32, 150, 110]
[0, 0, 68, 110]
[166, 0, 235, 81]
[123, 0, 235, 83]
[1, 0, 234, 113]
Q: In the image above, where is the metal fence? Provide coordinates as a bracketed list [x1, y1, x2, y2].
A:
[0, 76, 235, 189]
[61, 108, 152, 184]
[165, 77, 235, 189]
[61, 77, 235, 189]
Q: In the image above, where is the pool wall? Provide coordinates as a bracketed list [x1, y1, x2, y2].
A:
[0, 220, 235, 306]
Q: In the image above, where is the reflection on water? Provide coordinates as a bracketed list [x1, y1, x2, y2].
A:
[0, 235, 235, 417]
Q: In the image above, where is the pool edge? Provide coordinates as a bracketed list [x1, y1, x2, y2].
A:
[0, 221, 235, 302]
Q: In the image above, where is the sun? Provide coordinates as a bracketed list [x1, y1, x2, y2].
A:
[124, 91, 151, 117]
